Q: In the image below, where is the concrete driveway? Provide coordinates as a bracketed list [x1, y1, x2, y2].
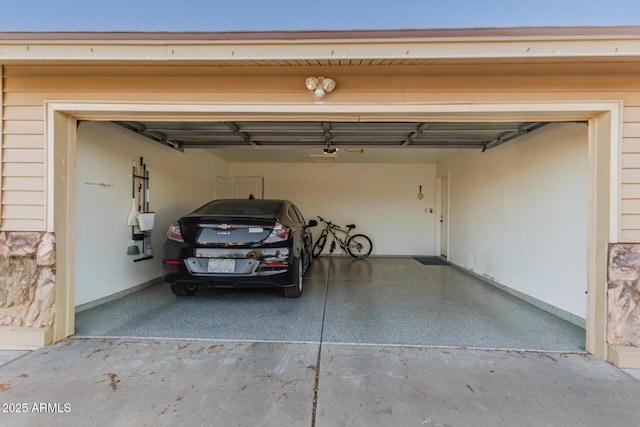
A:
[0, 338, 639, 426]
[2, 257, 637, 426]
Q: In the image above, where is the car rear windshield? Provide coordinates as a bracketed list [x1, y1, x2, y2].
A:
[193, 199, 283, 218]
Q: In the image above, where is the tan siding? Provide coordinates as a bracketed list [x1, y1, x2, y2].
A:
[2, 148, 44, 163]
[1, 64, 640, 238]
[2, 120, 43, 134]
[621, 214, 640, 230]
[3, 134, 45, 149]
[2, 162, 44, 177]
[1, 190, 44, 205]
[621, 154, 640, 168]
[3, 92, 46, 106]
[1, 204, 44, 219]
[2, 176, 45, 191]
[621, 199, 640, 214]
[622, 169, 640, 184]
[3, 106, 44, 121]
[4, 92, 110, 105]
[6, 74, 640, 95]
[403, 91, 640, 105]
[4, 76, 304, 93]
[621, 184, 640, 198]
[621, 100, 640, 237]
[622, 138, 640, 153]
[623, 123, 640, 138]
[620, 229, 640, 242]
[400, 75, 640, 93]
[0, 218, 45, 231]
[5, 87, 640, 108]
[1, 65, 3, 229]
[6, 90, 640, 107]
[619, 73, 638, 237]
[623, 106, 640, 123]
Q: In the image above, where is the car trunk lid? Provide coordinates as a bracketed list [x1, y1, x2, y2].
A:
[180, 216, 276, 246]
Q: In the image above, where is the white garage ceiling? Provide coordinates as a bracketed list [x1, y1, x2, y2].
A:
[112, 120, 550, 163]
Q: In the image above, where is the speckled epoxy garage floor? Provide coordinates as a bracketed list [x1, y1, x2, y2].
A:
[75, 257, 585, 351]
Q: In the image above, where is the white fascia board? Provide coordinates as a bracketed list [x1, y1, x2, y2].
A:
[1, 35, 640, 62]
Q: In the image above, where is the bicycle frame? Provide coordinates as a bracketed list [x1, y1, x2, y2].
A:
[312, 216, 372, 259]
[324, 223, 353, 254]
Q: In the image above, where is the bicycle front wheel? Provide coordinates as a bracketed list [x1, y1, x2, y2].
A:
[347, 234, 372, 259]
[312, 232, 327, 258]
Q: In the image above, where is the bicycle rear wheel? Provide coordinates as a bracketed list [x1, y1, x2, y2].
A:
[347, 234, 372, 259]
[312, 232, 327, 257]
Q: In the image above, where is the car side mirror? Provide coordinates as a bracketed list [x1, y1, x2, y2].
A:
[307, 219, 318, 227]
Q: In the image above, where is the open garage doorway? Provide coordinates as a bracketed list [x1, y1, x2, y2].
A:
[72, 120, 587, 351]
[49, 102, 618, 360]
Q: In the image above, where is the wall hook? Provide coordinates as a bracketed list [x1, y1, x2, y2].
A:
[85, 182, 114, 188]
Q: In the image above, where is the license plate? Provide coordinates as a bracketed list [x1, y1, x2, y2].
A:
[208, 259, 235, 273]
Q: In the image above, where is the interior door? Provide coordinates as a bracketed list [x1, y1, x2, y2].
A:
[215, 176, 229, 199]
[233, 176, 264, 199]
[441, 176, 449, 257]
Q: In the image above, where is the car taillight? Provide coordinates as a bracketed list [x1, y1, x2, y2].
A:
[167, 223, 184, 242]
[264, 261, 288, 268]
[264, 222, 290, 243]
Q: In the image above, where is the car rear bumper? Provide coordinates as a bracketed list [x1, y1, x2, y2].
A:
[162, 246, 295, 288]
[161, 266, 294, 288]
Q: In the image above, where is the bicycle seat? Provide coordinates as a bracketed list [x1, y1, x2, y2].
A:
[346, 224, 356, 230]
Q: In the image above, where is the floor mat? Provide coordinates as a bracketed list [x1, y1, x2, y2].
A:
[413, 256, 451, 265]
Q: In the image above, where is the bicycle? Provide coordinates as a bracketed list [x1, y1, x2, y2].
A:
[311, 216, 373, 259]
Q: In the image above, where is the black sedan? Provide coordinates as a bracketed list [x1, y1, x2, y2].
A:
[162, 198, 317, 298]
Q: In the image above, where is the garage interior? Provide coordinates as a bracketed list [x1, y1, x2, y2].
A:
[72, 117, 588, 352]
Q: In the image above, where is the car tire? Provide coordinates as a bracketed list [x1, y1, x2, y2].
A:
[170, 283, 198, 296]
[284, 257, 303, 298]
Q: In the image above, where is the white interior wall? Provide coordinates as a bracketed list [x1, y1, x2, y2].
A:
[75, 122, 230, 306]
[75, 120, 586, 317]
[230, 162, 437, 256]
[436, 123, 588, 318]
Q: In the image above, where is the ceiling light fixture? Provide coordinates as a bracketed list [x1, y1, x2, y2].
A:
[305, 76, 336, 100]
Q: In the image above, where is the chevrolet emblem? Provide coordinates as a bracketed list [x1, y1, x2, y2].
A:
[218, 224, 232, 230]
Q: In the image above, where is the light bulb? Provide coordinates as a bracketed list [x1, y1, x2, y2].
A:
[305, 77, 318, 90]
[321, 77, 336, 92]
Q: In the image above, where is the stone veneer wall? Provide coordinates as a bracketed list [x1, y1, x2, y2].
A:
[0, 232, 56, 328]
[608, 244, 640, 347]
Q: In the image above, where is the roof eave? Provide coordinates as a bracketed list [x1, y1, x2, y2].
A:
[1, 26, 639, 64]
